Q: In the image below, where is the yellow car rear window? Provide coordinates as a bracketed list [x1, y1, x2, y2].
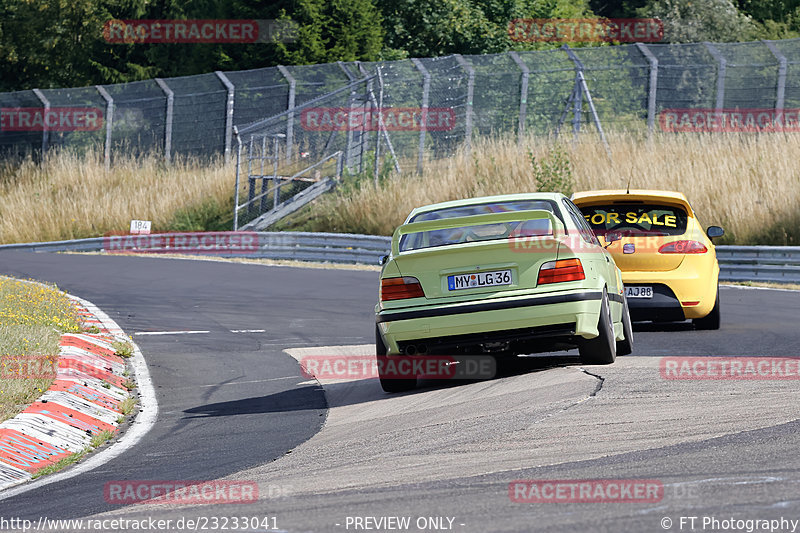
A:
[579, 203, 688, 236]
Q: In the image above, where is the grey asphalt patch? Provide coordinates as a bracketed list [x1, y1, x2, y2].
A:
[89, 349, 800, 531]
[2, 249, 800, 532]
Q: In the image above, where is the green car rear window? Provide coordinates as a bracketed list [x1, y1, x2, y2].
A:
[400, 200, 559, 252]
[579, 203, 688, 236]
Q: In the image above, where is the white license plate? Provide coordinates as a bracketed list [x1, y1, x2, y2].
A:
[626, 286, 653, 299]
[448, 269, 512, 291]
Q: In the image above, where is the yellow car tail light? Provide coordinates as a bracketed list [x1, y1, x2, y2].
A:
[658, 240, 707, 254]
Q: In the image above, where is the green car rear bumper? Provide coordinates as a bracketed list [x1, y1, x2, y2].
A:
[377, 289, 620, 355]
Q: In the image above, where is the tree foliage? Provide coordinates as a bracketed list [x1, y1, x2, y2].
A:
[637, 0, 757, 42]
[0, 0, 797, 91]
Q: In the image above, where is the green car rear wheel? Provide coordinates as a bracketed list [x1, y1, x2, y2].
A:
[376, 326, 417, 393]
[579, 290, 617, 365]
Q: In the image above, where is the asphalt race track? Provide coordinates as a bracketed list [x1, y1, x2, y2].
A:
[0, 250, 799, 533]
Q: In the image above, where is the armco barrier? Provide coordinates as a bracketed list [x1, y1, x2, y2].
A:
[0, 234, 798, 282]
[716, 245, 800, 284]
[0, 232, 393, 265]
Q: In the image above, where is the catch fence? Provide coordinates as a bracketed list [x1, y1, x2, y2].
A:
[4, 39, 800, 168]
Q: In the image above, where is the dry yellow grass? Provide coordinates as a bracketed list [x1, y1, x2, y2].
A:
[310, 132, 800, 244]
[0, 277, 82, 422]
[1, 133, 798, 245]
[0, 150, 231, 244]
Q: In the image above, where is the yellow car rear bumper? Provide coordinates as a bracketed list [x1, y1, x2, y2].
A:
[623, 254, 719, 319]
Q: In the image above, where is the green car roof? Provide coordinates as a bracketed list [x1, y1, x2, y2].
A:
[404, 192, 567, 222]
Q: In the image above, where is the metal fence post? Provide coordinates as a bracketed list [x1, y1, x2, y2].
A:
[32, 89, 49, 157]
[453, 55, 475, 152]
[357, 63, 401, 175]
[635, 43, 658, 137]
[411, 58, 430, 174]
[215, 71, 235, 164]
[704, 43, 726, 112]
[233, 126, 241, 230]
[272, 135, 280, 208]
[508, 52, 529, 145]
[762, 40, 787, 111]
[154, 78, 174, 163]
[351, 61, 376, 175]
[356, 62, 379, 179]
[373, 66, 384, 184]
[277, 65, 296, 163]
[96, 85, 114, 170]
[562, 45, 611, 158]
[337, 61, 360, 172]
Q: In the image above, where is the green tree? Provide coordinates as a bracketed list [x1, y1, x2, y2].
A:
[380, 0, 594, 59]
[636, 0, 757, 42]
[0, 0, 151, 90]
[273, 0, 383, 65]
[736, 0, 800, 23]
[0, 0, 384, 90]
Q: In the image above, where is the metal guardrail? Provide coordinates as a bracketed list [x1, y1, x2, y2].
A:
[717, 245, 800, 284]
[0, 232, 392, 265]
[0, 235, 797, 282]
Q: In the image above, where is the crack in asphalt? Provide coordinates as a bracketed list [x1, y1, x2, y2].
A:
[578, 367, 606, 397]
[528, 367, 604, 427]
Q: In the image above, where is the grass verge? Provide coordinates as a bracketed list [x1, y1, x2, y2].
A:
[0, 149, 231, 244]
[67, 251, 383, 271]
[0, 277, 82, 423]
[284, 132, 800, 245]
[724, 281, 800, 290]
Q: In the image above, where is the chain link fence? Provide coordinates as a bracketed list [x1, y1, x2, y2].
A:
[3, 39, 800, 167]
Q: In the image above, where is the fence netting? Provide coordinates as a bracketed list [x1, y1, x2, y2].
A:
[3, 38, 800, 166]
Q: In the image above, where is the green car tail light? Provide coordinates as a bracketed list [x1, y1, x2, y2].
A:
[538, 258, 586, 285]
[381, 276, 425, 301]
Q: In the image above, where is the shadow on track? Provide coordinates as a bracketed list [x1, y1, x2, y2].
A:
[184, 353, 588, 412]
[182, 385, 326, 417]
[633, 321, 696, 332]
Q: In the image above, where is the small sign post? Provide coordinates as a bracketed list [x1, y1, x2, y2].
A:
[129, 220, 152, 235]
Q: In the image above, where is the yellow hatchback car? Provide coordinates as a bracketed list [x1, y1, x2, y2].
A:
[572, 190, 724, 330]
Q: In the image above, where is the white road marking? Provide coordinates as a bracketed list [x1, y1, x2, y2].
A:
[230, 329, 266, 333]
[134, 330, 210, 336]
